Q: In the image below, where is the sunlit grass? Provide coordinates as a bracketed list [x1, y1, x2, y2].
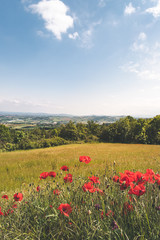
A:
[0, 143, 160, 192]
[0, 143, 160, 239]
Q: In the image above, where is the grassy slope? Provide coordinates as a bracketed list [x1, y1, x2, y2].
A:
[0, 143, 160, 193]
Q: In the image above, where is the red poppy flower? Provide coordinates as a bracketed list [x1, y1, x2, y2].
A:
[12, 204, 17, 208]
[13, 193, 23, 201]
[101, 211, 104, 219]
[106, 210, 114, 217]
[119, 174, 130, 190]
[112, 175, 119, 182]
[88, 176, 100, 184]
[146, 169, 155, 175]
[58, 203, 72, 217]
[36, 186, 40, 192]
[143, 173, 155, 184]
[48, 171, 56, 177]
[134, 171, 144, 184]
[2, 195, 8, 200]
[60, 166, 69, 171]
[5, 209, 11, 216]
[5, 208, 15, 216]
[0, 207, 4, 216]
[82, 182, 96, 193]
[95, 188, 104, 195]
[154, 174, 160, 185]
[79, 156, 91, 164]
[39, 172, 49, 179]
[53, 189, 61, 195]
[128, 183, 146, 196]
[64, 174, 73, 183]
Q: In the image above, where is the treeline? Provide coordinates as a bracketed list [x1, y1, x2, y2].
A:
[0, 115, 159, 151]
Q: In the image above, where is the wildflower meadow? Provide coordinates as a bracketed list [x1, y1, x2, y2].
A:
[0, 151, 160, 240]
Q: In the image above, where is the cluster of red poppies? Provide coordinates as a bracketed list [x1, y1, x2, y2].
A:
[82, 177, 103, 195]
[113, 169, 160, 196]
[0, 156, 91, 218]
[0, 193, 23, 216]
[1, 155, 159, 219]
[49, 156, 91, 217]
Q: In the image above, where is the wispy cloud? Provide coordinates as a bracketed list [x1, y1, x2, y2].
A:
[138, 32, 147, 41]
[80, 28, 93, 49]
[146, 0, 160, 18]
[131, 32, 148, 52]
[28, 0, 74, 40]
[121, 37, 160, 81]
[68, 32, 79, 40]
[79, 21, 101, 49]
[124, 2, 136, 15]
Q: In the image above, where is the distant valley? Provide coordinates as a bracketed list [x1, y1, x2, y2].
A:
[0, 111, 125, 129]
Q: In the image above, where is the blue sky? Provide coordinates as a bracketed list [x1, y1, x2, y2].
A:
[0, 0, 160, 116]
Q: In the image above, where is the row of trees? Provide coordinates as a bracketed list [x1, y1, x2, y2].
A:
[0, 115, 159, 151]
[100, 115, 160, 144]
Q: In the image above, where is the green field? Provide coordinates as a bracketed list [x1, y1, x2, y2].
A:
[1, 143, 160, 239]
[0, 143, 160, 193]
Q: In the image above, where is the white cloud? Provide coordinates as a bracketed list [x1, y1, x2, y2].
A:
[132, 42, 148, 52]
[146, 0, 160, 18]
[68, 32, 79, 40]
[131, 32, 148, 52]
[124, 2, 136, 15]
[138, 32, 147, 41]
[121, 41, 160, 81]
[28, 0, 74, 40]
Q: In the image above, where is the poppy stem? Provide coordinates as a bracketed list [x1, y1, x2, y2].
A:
[68, 217, 81, 231]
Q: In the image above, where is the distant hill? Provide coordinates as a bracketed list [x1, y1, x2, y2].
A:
[0, 111, 126, 128]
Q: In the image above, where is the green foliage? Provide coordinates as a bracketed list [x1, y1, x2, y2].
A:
[146, 115, 160, 144]
[100, 115, 160, 145]
[0, 124, 11, 148]
[39, 137, 69, 148]
[59, 121, 78, 141]
[0, 115, 160, 152]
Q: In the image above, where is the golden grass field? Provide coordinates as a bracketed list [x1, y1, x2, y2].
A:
[0, 143, 160, 193]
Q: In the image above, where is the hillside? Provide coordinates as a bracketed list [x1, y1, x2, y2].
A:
[0, 143, 160, 192]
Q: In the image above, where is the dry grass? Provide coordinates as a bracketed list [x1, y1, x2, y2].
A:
[0, 143, 160, 193]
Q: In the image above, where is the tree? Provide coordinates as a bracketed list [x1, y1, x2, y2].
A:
[87, 120, 100, 136]
[76, 123, 87, 140]
[14, 131, 25, 144]
[59, 121, 78, 141]
[0, 124, 11, 146]
[146, 115, 160, 144]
